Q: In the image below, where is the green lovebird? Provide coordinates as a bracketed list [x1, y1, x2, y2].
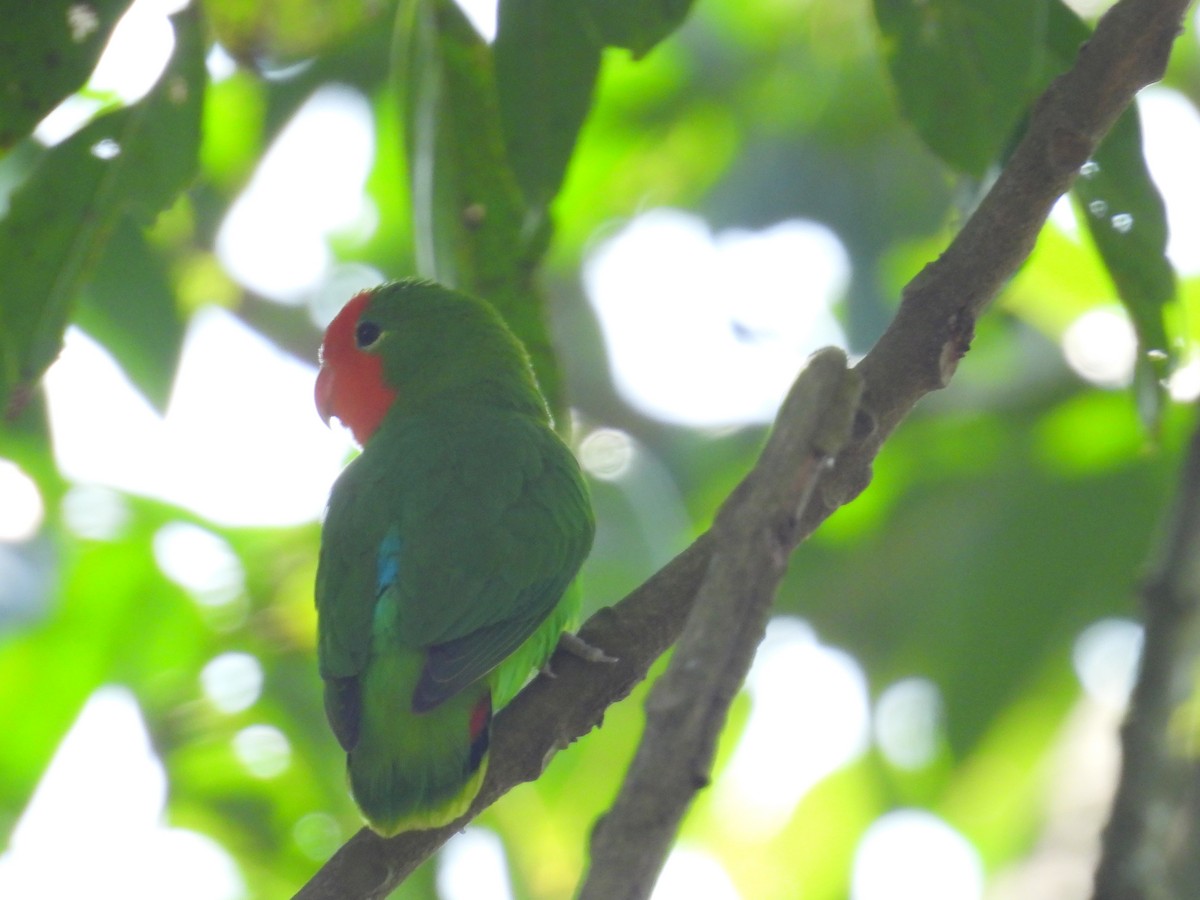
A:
[313, 279, 595, 835]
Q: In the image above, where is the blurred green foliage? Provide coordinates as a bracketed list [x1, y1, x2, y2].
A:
[1, 0, 1198, 898]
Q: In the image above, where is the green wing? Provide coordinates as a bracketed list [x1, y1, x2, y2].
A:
[315, 451, 390, 749]
[315, 406, 594, 742]
[392, 409, 594, 710]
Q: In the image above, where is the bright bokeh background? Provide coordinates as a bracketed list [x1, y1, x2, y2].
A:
[2, 0, 1199, 898]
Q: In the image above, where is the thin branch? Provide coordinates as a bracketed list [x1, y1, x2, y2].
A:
[294, 0, 1193, 896]
[1092, 404, 1200, 900]
[576, 350, 862, 900]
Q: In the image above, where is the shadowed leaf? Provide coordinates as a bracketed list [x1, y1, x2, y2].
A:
[0, 0, 133, 149]
[0, 8, 204, 417]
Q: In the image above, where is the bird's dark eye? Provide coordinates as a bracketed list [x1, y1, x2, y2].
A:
[355, 320, 382, 349]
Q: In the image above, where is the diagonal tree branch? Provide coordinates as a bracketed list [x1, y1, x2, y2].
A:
[293, 0, 1194, 896]
[576, 350, 862, 900]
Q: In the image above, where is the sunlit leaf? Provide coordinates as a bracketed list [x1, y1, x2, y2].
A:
[204, 0, 387, 63]
[199, 71, 267, 190]
[1005, 223, 1117, 336]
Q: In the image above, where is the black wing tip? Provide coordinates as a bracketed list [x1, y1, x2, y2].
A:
[411, 687, 441, 714]
[324, 675, 362, 751]
[411, 662, 461, 713]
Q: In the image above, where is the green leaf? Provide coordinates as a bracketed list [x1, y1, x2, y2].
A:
[874, 0, 1176, 425]
[1044, 1, 1176, 427]
[0, 0, 134, 149]
[0, 7, 204, 417]
[583, 0, 696, 57]
[492, 0, 696, 216]
[394, 0, 564, 415]
[395, 0, 696, 419]
[1072, 108, 1176, 427]
[494, 0, 602, 214]
[75, 220, 185, 413]
[872, 0, 1047, 175]
[204, 0, 387, 63]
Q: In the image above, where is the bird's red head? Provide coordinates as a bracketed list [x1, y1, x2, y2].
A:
[316, 290, 397, 446]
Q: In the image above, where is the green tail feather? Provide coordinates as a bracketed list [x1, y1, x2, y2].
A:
[347, 591, 579, 835]
[348, 650, 490, 835]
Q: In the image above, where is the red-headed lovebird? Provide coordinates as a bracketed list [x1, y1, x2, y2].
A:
[314, 279, 595, 834]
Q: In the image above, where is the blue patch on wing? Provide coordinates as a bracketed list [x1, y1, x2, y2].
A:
[376, 526, 402, 597]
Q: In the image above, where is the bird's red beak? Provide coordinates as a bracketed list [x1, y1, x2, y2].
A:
[315, 364, 335, 427]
